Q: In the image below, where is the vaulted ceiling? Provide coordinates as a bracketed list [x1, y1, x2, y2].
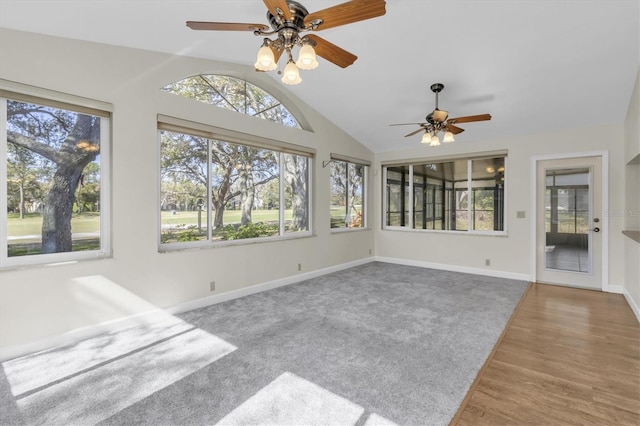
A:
[1, 0, 638, 152]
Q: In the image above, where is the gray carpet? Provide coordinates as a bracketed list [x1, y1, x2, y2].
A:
[0, 262, 528, 426]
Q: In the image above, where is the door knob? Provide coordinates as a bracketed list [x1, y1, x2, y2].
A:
[593, 227, 600, 232]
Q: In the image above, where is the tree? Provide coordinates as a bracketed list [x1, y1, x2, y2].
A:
[7, 143, 40, 218]
[234, 146, 277, 225]
[160, 74, 307, 235]
[75, 162, 100, 213]
[284, 154, 308, 230]
[6, 101, 101, 253]
[330, 161, 364, 228]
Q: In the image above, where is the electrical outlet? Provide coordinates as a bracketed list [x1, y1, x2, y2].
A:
[517, 211, 526, 219]
[209, 281, 216, 292]
[485, 259, 491, 266]
[298, 263, 302, 271]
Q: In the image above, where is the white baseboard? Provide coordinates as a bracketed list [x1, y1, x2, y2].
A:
[374, 256, 532, 282]
[606, 285, 624, 294]
[0, 309, 170, 362]
[623, 287, 640, 323]
[166, 257, 374, 315]
[0, 257, 375, 362]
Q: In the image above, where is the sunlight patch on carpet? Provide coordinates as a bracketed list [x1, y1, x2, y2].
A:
[3, 312, 193, 396]
[7, 326, 235, 425]
[363, 413, 399, 425]
[217, 372, 367, 426]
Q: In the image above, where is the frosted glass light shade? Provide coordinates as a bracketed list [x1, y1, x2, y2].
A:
[296, 44, 319, 70]
[281, 61, 302, 85]
[255, 46, 277, 71]
[430, 135, 441, 146]
[421, 132, 431, 144]
[443, 131, 455, 143]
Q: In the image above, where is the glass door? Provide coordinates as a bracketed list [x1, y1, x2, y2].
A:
[536, 156, 602, 290]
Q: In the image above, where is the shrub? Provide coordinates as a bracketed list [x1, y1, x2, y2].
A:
[223, 222, 279, 240]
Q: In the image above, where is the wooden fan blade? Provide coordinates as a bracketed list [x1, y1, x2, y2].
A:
[447, 114, 492, 124]
[445, 123, 465, 134]
[263, 0, 293, 21]
[304, 0, 386, 31]
[390, 122, 427, 127]
[306, 34, 357, 68]
[404, 128, 426, 138]
[186, 21, 270, 32]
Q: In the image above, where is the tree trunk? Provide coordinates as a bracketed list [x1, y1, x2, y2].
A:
[239, 168, 255, 225]
[212, 164, 234, 230]
[285, 156, 308, 231]
[42, 165, 84, 253]
[19, 182, 25, 219]
[212, 200, 226, 230]
[41, 114, 99, 253]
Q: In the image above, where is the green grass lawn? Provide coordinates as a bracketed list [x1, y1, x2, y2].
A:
[8, 210, 298, 237]
[7, 212, 101, 236]
[160, 209, 289, 226]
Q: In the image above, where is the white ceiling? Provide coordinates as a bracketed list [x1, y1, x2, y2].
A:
[1, 0, 638, 153]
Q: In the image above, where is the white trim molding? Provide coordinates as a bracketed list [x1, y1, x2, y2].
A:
[375, 256, 531, 282]
[623, 287, 640, 323]
[166, 257, 373, 314]
[530, 150, 610, 291]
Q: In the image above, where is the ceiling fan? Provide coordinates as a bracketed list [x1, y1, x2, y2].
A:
[186, 0, 387, 85]
[390, 83, 492, 146]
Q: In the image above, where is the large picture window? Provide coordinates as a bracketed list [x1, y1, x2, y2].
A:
[384, 155, 506, 233]
[330, 158, 367, 229]
[1, 91, 111, 267]
[159, 121, 312, 247]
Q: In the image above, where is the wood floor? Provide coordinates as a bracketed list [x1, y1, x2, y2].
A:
[451, 283, 640, 426]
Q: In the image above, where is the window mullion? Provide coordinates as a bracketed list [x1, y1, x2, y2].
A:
[207, 140, 212, 241]
[408, 165, 414, 229]
[467, 160, 473, 231]
[345, 165, 350, 227]
[98, 117, 111, 255]
[0, 98, 8, 261]
[363, 166, 368, 228]
[279, 152, 285, 236]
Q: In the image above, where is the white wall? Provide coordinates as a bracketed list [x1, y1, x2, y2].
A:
[0, 29, 375, 353]
[373, 121, 627, 288]
[624, 68, 640, 316]
[0, 28, 637, 357]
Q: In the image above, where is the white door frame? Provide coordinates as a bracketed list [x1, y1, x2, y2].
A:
[530, 151, 609, 291]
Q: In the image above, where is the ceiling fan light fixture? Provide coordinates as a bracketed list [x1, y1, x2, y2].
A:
[390, 83, 491, 147]
[186, 0, 387, 85]
[443, 131, 455, 143]
[281, 59, 302, 85]
[433, 109, 448, 122]
[296, 43, 319, 70]
[255, 45, 277, 71]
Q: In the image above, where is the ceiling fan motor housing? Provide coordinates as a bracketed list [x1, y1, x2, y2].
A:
[267, 1, 309, 30]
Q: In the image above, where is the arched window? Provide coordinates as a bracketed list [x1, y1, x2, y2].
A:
[162, 74, 300, 128]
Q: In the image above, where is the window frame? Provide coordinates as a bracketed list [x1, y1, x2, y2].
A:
[157, 116, 314, 251]
[329, 155, 369, 233]
[162, 74, 302, 129]
[382, 153, 508, 236]
[0, 82, 112, 268]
